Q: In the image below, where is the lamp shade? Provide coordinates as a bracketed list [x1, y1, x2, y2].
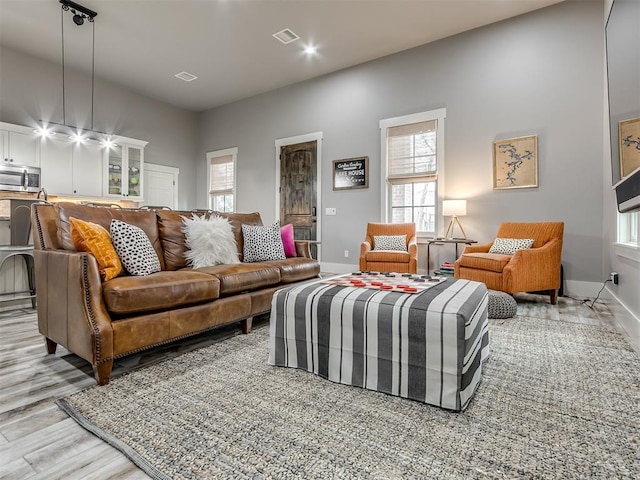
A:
[442, 200, 467, 216]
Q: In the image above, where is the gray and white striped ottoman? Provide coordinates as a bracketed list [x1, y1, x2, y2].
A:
[268, 275, 490, 412]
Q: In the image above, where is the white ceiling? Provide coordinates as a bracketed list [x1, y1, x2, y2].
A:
[0, 0, 564, 112]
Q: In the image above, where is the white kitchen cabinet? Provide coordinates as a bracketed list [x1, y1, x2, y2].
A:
[40, 137, 103, 196]
[0, 122, 40, 167]
[40, 136, 73, 194]
[72, 142, 103, 196]
[105, 140, 146, 201]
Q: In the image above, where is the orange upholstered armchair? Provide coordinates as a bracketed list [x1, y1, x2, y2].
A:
[454, 222, 564, 304]
[360, 223, 417, 273]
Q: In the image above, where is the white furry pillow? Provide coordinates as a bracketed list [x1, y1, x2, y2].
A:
[181, 214, 240, 268]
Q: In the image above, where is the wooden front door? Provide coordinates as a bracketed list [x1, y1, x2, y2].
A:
[279, 141, 318, 258]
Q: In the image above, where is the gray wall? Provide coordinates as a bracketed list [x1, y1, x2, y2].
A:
[0, 46, 199, 209]
[198, 0, 605, 286]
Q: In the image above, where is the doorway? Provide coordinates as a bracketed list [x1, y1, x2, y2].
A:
[143, 163, 179, 209]
[275, 132, 322, 260]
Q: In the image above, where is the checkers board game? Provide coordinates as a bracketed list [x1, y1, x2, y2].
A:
[322, 271, 446, 294]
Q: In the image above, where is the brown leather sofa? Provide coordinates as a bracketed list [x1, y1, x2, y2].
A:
[31, 202, 320, 385]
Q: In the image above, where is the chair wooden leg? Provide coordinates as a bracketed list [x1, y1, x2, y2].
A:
[241, 317, 253, 334]
[549, 289, 558, 305]
[44, 337, 57, 354]
[93, 360, 113, 386]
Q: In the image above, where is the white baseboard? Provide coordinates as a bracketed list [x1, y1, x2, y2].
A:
[563, 280, 613, 300]
[320, 262, 359, 274]
[605, 285, 640, 327]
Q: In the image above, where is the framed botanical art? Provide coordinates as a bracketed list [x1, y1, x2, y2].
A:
[492, 135, 538, 189]
[619, 117, 640, 178]
[332, 156, 369, 190]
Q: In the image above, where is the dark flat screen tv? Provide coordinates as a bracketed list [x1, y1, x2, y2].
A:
[606, 0, 640, 213]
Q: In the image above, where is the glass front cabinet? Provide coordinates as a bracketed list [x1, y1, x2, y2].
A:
[105, 138, 147, 200]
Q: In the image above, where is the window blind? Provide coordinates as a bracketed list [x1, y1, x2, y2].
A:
[209, 154, 234, 195]
[387, 120, 437, 180]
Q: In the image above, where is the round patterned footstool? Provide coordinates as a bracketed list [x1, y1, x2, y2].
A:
[487, 290, 517, 319]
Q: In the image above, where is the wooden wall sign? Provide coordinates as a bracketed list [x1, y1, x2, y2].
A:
[332, 156, 369, 190]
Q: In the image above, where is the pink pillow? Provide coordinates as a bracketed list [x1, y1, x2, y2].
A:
[281, 223, 296, 257]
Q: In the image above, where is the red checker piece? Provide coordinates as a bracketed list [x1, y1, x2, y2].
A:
[380, 284, 393, 290]
[371, 281, 384, 286]
[402, 287, 418, 293]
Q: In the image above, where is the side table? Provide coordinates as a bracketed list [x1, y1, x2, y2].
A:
[426, 238, 477, 275]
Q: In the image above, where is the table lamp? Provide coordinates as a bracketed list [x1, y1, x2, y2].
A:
[443, 199, 467, 239]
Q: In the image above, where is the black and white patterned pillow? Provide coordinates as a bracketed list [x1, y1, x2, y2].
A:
[110, 219, 161, 276]
[488, 237, 534, 255]
[242, 222, 286, 263]
[373, 234, 407, 251]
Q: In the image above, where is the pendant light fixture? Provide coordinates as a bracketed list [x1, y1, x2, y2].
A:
[36, 0, 113, 146]
[60, 0, 97, 137]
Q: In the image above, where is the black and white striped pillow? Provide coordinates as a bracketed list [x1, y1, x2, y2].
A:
[373, 234, 407, 251]
[488, 237, 534, 255]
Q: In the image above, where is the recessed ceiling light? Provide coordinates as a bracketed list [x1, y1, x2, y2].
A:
[175, 71, 198, 82]
[273, 28, 300, 44]
[304, 45, 317, 55]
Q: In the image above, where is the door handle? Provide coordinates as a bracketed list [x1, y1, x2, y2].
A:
[312, 207, 316, 217]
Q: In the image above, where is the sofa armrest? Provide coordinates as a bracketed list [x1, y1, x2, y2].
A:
[461, 242, 493, 254]
[407, 235, 418, 256]
[503, 239, 562, 291]
[294, 241, 312, 258]
[34, 249, 114, 366]
[359, 240, 372, 271]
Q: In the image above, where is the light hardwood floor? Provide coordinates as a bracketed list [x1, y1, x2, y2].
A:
[1, 294, 638, 479]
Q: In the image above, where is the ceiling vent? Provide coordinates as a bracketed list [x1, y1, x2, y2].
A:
[272, 28, 300, 44]
[175, 71, 198, 82]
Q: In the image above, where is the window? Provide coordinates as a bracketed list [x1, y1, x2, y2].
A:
[380, 109, 446, 236]
[207, 147, 237, 212]
[618, 211, 639, 246]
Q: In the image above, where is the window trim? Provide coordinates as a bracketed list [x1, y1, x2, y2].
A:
[617, 210, 639, 246]
[379, 108, 446, 237]
[206, 147, 237, 212]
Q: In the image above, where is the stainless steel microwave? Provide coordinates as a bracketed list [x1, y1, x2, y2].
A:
[0, 164, 41, 193]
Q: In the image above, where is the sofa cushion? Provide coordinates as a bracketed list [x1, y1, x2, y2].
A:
[55, 202, 165, 270]
[110, 219, 162, 276]
[458, 253, 512, 273]
[272, 257, 321, 283]
[182, 214, 240, 267]
[373, 234, 407, 251]
[281, 223, 296, 258]
[364, 250, 410, 263]
[70, 217, 123, 281]
[214, 211, 263, 261]
[488, 237, 534, 255]
[103, 271, 220, 315]
[157, 210, 263, 269]
[242, 222, 286, 262]
[190, 263, 281, 295]
[156, 210, 191, 271]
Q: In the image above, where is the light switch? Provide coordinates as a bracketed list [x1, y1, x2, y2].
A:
[325, 207, 337, 215]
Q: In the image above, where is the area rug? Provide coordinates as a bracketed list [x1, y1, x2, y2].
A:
[57, 317, 640, 479]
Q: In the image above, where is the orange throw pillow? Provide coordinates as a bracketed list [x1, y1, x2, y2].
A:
[70, 217, 123, 281]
